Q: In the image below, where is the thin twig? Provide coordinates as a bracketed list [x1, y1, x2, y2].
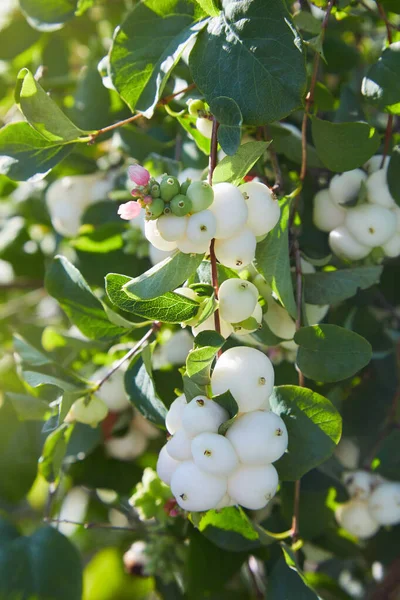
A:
[44, 517, 138, 532]
[208, 118, 222, 339]
[0, 279, 43, 290]
[376, 1, 394, 168]
[264, 125, 283, 194]
[89, 84, 196, 143]
[94, 323, 159, 391]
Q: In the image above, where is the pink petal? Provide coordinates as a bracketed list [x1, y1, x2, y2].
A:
[128, 164, 150, 186]
[143, 195, 153, 205]
[118, 201, 142, 220]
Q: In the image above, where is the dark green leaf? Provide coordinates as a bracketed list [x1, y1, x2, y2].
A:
[0, 122, 75, 181]
[186, 330, 225, 377]
[295, 324, 372, 383]
[255, 198, 297, 318]
[0, 521, 82, 600]
[362, 43, 400, 114]
[209, 96, 242, 156]
[190, 0, 307, 125]
[270, 385, 342, 481]
[110, 3, 204, 117]
[39, 424, 73, 482]
[268, 123, 323, 168]
[46, 256, 126, 340]
[0, 16, 40, 60]
[212, 141, 269, 185]
[106, 273, 200, 323]
[311, 117, 381, 172]
[15, 68, 88, 143]
[125, 347, 167, 427]
[374, 430, 400, 481]
[20, 0, 78, 30]
[267, 551, 319, 600]
[303, 266, 383, 305]
[123, 251, 204, 300]
[71, 63, 111, 131]
[387, 145, 400, 206]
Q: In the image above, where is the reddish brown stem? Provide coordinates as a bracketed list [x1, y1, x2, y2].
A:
[264, 125, 283, 194]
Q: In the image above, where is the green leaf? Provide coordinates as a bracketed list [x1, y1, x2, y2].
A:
[267, 550, 319, 600]
[189, 0, 307, 125]
[192, 0, 220, 16]
[311, 117, 381, 172]
[362, 43, 400, 115]
[303, 266, 383, 305]
[293, 10, 321, 34]
[209, 96, 242, 156]
[0, 520, 82, 600]
[123, 251, 204, 300]
[0, 16, 40, 60]
[268, 123, 323, 168]
[214, 390, 239, 435]
[46, 256, 126, 341]
[110, 3, 205, 117]
[294, 324, 372, 383]
[186, 330, 225, 377]
[270, 385, 342, 481]
[387, 145, 400, 206]
[182, 372, 209, 402]
[255, 198, 297, 318]
[374, 430, 400, 480]
[0, 400, 42, 503]
[125, 347, 167, 427]
[20, 0, 78, 31]
[106, 273, 200, 323]
[39, 424, 73, 482]
[0, 122, 75, 181]
[6, 392, 49, 421]
[15, 69, 89, 143]
[212, 141, 268, 185]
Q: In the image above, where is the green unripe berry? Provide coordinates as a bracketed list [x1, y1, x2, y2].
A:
[187, 98, 205, 117]
[145, 197, 164, 220]
[180, 179, 192, 195]
[186, 181, 214, 213]
[160, 176, 180, 202]
[163, 203, 172, 215]
[171, 194, 192, 216]
[150, 182, 161, 198]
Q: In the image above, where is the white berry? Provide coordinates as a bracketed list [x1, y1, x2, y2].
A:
[196, 117, 213, 139]
[171, 461, 227, 511]
[157, 214, 188, 242]
[329, 169, 367, 207]
[345, 204, 396, 248]
[239, 181, 280, 236]
[181, 396, 228, 437]
[264, 299, 296, 340]
[366, 169, 395, 208]
[186, 210, 216, 244]
[218, 278, 258, 323]
[106, 427, 147, 461]
[226, 411, 288, 464]
[176, 234, 210, 255]
[65, 395, 108, 428]
[228, 464, 279, 510]
[233, 303, 263, 335]
[335, 500, 379, 539]
[329, 226, 371, 260]
[165, 428, 193, 461]
[368, 482, 400, 526]
[191, 432, 238, 476]
[156, 444, 181, 485]
[383, 233, 400, 257]
[192, 312, 233, 339]
[214, 227, 256, 270]
[165, 394, 187, 435]
[211, 347, 274, 412]
[145, 219, 177, 252]
[364, 154, 389, 174]
[93, 367, 130, 412]
[313, 189, 346, 232]
[209, 183, 248, 239]
[343, 470, 378, 500]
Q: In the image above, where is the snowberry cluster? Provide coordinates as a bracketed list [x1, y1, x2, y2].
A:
[119, 166, 280, 271]
[156, 347, 288, 512]
[313, 157, 400, 261]
[335, 470, 400, 539]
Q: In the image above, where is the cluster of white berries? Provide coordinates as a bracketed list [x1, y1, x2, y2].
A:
[156, 346, 288, 512]
[335, 470, 400, 539]
[313, 156, 400, 260]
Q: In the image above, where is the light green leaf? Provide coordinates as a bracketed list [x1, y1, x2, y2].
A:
[106, 273, 200, 323]
[303, 266, 383, 305]
[294, 324, 372, 383]
[15, 68, 89, 143]
[0, 122, 75, 181]
[209, 96, 242, 156]
[20, 0, 78, 31]
[293, 10, 321, 34]
[255, 198, 297, 319]
[110, 3, 206, 118]
[387, 145, 400, 206]
[212, 141, 269, 185]
[39, 424, 73, 482]
[189, 0, 307, 125]
[311, 117, 381, 172]
[270, 385, 342, 481]
[192, 0, 220, 16]
[6, 392, 49, 421]
[186, 330, 225, 377]
[46, 256, 126, 340]
[123, 251, 204, 300]
[362, 43, 400, 115]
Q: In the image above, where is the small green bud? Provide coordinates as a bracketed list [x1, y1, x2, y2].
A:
[65, 395, 108, 428]
[163, 203, 172, 215]
[187, 98, 205, 117]
[171, 194, 192, 216]
[186, 181, 214, 213]
[160, 176, 180, 202]
[150, 182, 161, 198]
[180, 178, 191, 195]
[145, 197, 164, 220]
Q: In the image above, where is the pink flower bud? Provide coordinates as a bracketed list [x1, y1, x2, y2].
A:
[128, 164, 150, 186]
[143, 195, 153, 205]
[130, 188, 142, 198]
[118, 201, 142, 220]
